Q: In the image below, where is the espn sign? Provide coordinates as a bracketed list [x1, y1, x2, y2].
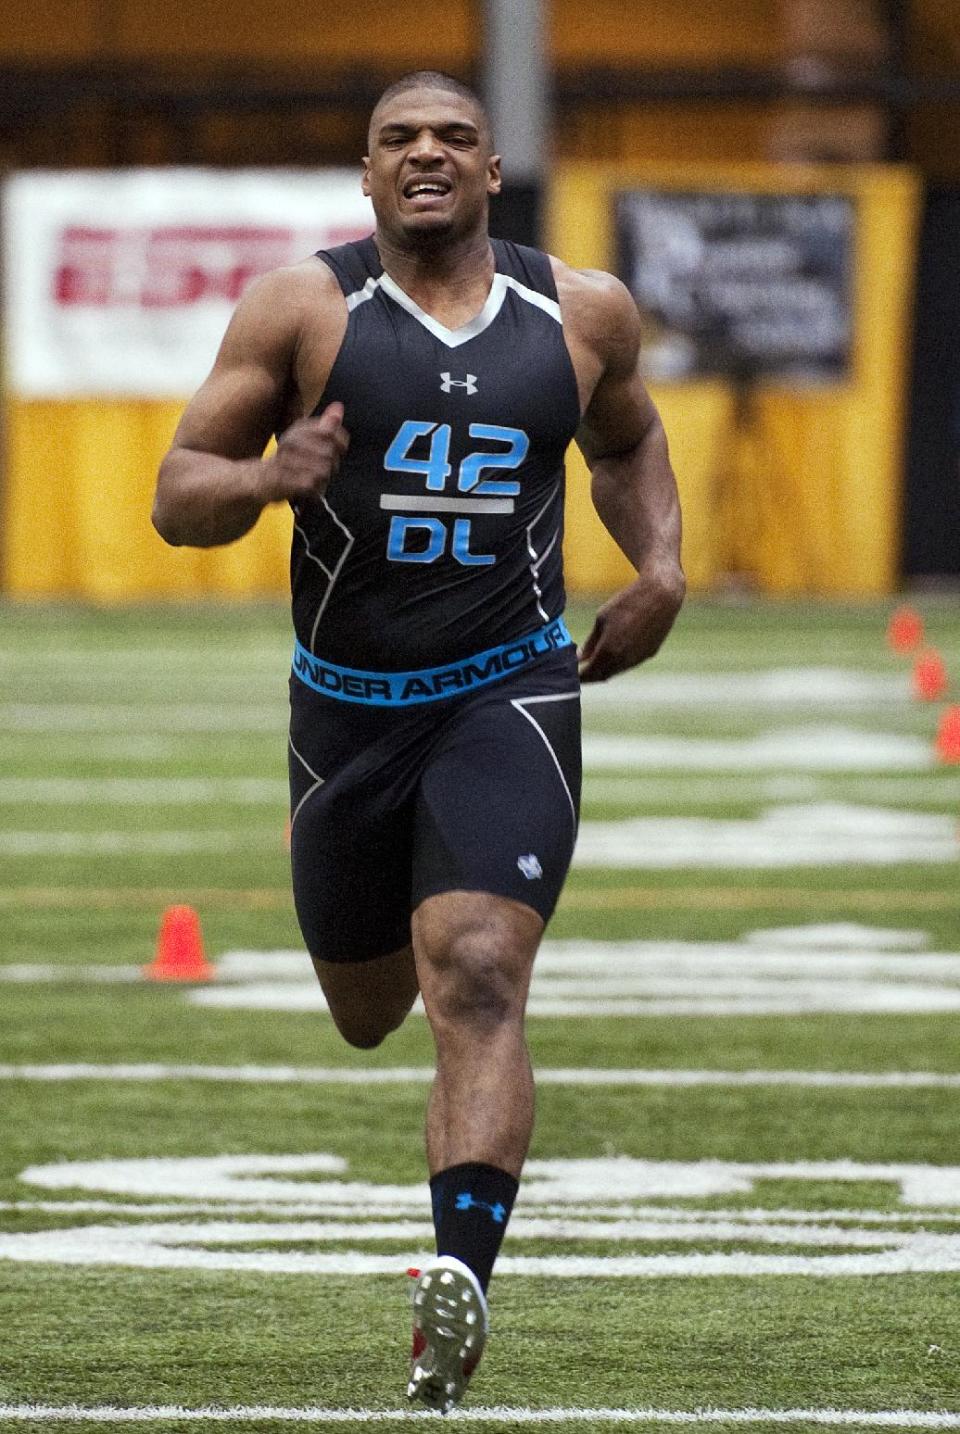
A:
[52, 225, 367, 309]
[4, 169, 373, 396]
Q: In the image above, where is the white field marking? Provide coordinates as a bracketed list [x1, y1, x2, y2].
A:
[583, 774, 960, 806]
[6, 1200, 960, 1225]
[579, 666, 910, 709]
[3, 804, 957, 866]
[0, 703, 281, 732]
[0, 831, 278, 856]
[6, 1218, 960, 1276]
[5, 657, 905, 693]
[15, 1151, 960, 1276]
[573, 804, 959, 869]
[6, 1063, 960, 1090]
[3, 1405, 960, 1426]
[0, 644, 288, 669]
[22, 1153, 960, 1208]
[3, 774, 958, 811]
[191, 983, 960, 1016]
[745, 922, 929, 949]
[187, 926, 960, 1017]
[0, 706, 929, 774]
[2, 736, 184, 760]
[0, 1216, 934, 1246]
[0, 777, 287, 805]
[0, 965, 143, 983]
[581, 729, 932, 772]
[11, 924, 960, 1018]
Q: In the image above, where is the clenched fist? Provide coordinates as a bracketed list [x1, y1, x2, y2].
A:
[578, 563, 685, 683]
[262, 402, 350, 503]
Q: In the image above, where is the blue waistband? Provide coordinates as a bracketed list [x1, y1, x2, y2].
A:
[292, 617, 573, 707]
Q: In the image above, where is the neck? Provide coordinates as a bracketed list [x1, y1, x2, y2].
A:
[374, 228, 494, 295]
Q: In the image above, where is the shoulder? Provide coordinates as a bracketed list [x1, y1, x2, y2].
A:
[549, 257, 641, 378]
[233, 257, 344, 326]
[215, 257, 346, 369]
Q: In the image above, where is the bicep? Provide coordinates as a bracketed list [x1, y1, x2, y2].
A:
[169, 276, 298, 461]
[171, 362, 285, 463]
[569, 274, 660, 465]
[576, 363, 661, 467]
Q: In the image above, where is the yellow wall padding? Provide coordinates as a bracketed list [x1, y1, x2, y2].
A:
[5, 0, 960, 71]
[550, 161, 921, 595]
[550, 0, 780, 66]
[5, 400, 291, 599]
[0, 0, 475, 63]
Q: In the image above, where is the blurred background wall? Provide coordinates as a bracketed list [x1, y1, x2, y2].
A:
[1, 0, 957, 599]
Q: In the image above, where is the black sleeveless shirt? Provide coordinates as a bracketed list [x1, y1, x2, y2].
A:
[290, 236, 581, 672]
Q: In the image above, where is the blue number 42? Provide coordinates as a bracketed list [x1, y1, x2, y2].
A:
[384, 421, 529, 495]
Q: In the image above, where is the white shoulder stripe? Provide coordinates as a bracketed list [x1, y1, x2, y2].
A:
[343, 268, 562, 338]
[345, 276, 380, 313]
[501, 274, 563, 324]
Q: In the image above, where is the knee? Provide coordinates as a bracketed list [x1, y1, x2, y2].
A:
[328, 1006, 403, 1050]
[424, 931, 519, 1036]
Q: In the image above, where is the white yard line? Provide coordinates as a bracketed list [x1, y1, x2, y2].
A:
[2, 662, 910, 706]
[3, 1063, 960, 1089]
[4, 1200, 960, 1224]
[1, 774, 959, 809]
[0, 1405, 957, 1426]
[10, 922, 960, 1017]
[0, 778, 287, 805]
[0, 704, 282, 732]
[582, 775, 960, 805]
[580, 730, 932, 773]
[578, 667, 910, 709]
[3, 802, 956, 865]
[0, 832, 277, 856]
[0, 709, 933, 773]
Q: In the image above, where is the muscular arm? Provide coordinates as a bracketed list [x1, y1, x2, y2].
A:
[566, 270, 685, 682]
[152, 265, 348, 548]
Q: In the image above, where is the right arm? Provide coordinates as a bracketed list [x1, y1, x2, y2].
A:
[152, 266, 348, 548]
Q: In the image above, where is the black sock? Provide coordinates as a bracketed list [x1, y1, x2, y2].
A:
[429, 1161, 519, 1295]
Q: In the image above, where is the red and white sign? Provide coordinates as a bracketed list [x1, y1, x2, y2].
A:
[4, 169, 374, 397]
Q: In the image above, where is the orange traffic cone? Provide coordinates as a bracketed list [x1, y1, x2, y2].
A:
[935, 706, 960, 764]
[887, 605, 924, 653]
[143, 905, 215, 982]
[912, 649, 949, 702]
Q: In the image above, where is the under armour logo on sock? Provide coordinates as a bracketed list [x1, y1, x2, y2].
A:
[440, 372, 478, 395]
[456, 1192, 506, 1224]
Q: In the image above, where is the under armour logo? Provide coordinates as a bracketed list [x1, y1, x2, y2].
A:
[517, 853, 543, 880]
[456, 1192, 507, 1224]
[440, 372, 478, 395]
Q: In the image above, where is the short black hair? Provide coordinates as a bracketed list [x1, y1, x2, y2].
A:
[367, 71, 492, 149]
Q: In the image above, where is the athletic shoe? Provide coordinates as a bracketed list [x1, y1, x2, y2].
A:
[406, 1255, 489, 1413]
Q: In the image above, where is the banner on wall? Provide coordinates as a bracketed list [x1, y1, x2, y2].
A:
[3, 169, 374, 398]
[615, 188, 854, 384]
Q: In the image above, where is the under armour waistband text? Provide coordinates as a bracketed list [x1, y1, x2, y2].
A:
[292, 618, 573, 706]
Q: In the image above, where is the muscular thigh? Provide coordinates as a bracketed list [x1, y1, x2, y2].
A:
[412, 651, 581, 923]
[288, 685, 428, 962]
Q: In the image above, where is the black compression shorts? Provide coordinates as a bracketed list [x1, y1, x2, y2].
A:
[288, 647, 581, 962]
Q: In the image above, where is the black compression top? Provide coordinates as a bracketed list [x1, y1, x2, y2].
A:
[289, 236, 581, 671]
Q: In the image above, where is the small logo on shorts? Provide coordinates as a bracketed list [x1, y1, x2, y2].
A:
[517, 853, 543, 880]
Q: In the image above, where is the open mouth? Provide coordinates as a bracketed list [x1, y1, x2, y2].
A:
[402, 176, 453, 202]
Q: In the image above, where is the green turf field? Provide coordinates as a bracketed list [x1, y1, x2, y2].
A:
[2, 597, 960, 1434]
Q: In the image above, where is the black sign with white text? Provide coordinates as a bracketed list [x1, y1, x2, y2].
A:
[615, 188, 854, 384]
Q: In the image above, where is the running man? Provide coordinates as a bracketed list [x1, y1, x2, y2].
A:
[153, 71, 684, 1412]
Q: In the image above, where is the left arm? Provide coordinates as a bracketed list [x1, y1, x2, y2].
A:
[571, 273, 685, 682]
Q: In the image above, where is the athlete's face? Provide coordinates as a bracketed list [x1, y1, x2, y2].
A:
[363, 88, 501, 247]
